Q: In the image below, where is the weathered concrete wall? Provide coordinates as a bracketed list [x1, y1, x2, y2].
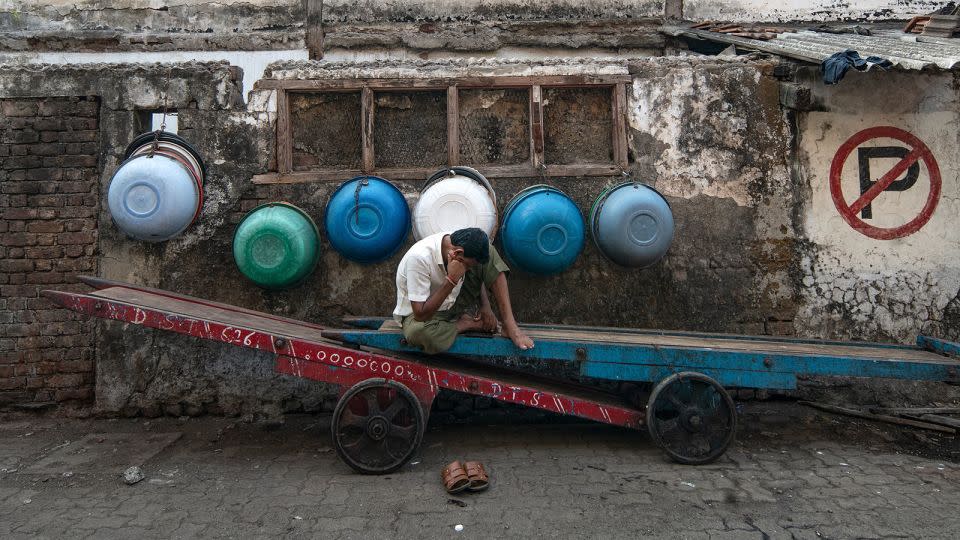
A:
[792, 67, 960, 343]
[685, 1, 949, 22]
[0, 0, 305, 51]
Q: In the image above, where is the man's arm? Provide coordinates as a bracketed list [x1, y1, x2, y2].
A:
[410, 282, 456, 322]
[489, 273, 534, 349]
[476, 286, 499, 332]
[410, 259, 468, 322]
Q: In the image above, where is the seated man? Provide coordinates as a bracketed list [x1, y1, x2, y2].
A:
[393, 227, 534, 355]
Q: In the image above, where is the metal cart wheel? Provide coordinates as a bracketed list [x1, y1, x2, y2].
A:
[647, 372, 737, 465]
[331, 378, 425, 474]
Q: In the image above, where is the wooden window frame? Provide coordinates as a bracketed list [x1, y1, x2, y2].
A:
[252, 75, 631, 185]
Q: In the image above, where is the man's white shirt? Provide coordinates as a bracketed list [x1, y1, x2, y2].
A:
[393, 232, 463, 321]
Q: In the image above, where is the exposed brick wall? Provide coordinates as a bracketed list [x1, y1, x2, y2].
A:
[0, 96, 100, 407]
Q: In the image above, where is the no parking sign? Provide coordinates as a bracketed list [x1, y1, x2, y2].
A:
[829, 126, 941, 240]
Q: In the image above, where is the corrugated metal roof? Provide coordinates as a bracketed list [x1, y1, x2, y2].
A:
[666, 27, 960, 71]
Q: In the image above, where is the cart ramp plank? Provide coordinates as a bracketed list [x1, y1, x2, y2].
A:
[324, 327, 960, 390]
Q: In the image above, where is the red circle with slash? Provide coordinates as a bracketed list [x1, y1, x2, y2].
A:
[829, 126, 941, 240]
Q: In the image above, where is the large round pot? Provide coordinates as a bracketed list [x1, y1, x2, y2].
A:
[500, 185, 584, 275]
[325, 176, 410, 264]
[589, 182, 674, 268]
[233, 202, 321, 289]
[107, 153, 202, 242]
[412, 167, 497, 241]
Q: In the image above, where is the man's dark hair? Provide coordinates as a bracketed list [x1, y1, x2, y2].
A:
[450, 228, 490, 263]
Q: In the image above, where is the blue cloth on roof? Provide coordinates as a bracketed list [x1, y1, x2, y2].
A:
[821, 49, 893, 85]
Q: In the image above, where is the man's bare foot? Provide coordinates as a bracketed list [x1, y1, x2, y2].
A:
[502, 323, 534, 350]
[455, 313, 486, 334]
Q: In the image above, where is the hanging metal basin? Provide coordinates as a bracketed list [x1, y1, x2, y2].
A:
[125, 131, 207, 180]
[589, 182, 674, 268]
[413, 166, 498, 241]
[500, 185, 584, 275]
[107, 153, 202, 242]
[233, 202, 321, 290]
[325, 176, 410, 264]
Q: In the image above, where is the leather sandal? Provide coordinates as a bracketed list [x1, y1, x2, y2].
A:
[442, 461, 470, 494]
[464, 461, 489, 492]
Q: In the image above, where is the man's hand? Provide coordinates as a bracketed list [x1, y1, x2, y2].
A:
[446, 258, 468, 283]
[475, 307, 499, 333]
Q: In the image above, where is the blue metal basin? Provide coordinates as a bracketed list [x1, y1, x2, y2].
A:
[500, 185, 584, 275]
[590, 182, 674, 268]
[107, 154, 201, 242]
[325, 176, 410, 264]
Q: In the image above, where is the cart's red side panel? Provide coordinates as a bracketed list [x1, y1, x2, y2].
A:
[43, 288, 645, 430]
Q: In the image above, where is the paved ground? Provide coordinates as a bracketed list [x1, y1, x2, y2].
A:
[1, 402, 959, 539]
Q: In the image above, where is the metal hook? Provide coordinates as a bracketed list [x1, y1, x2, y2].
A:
[353, 177, 369, 225]
[148, 66, 174, 159]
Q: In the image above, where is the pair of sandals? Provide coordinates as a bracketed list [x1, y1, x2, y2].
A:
[442, 460, 489, 494]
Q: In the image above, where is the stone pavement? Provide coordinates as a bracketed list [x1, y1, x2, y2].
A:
[0, 402, 958, 539]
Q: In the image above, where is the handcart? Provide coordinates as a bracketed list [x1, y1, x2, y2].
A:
[44, 277, 960, 473]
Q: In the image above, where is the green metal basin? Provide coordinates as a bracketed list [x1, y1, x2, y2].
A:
[233, 202, 321, 289]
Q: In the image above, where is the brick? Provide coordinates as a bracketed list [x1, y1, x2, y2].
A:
[1, 100, 37, 116]
[58, 207, 95, 218]
[26, 221, 64, 233]
[15, 364, 38, 377]
[0, 259, 33, 272]
[35, 234, 56, 246]
[62, 245, 84, 257]
[26, 272, 64, 285]
[0, 232, 35, 247]
[37, 99, 86, 117]
[58, 231, 96, 245]
[27, 195, 64, 207]
[33, 309, 74, 323]
[58, 359, 94, 373]
[63, 194, 85, 206]
[54, 258, 94, 272]
[46, 373, 83, 388]
[65, 219, 93, 231]
[1, 180, 48, 194]
[8, 273, 25, 284]
[0, 285, 38, 298]
[4, 155, 42, 169]
[25, 168, 64, 182]
[2, 130, 39, 144]
[2, 207, 38, 219]
[59, 181, 91, 194]
[59, 130, 98, 142]
[68, 118, 98, 130]
[32, 118, 65, 131]
[0, 378, 25, 391]
[24, 246, 64, 258]
[0, 366, 13, 378]
[28, 143, 64, 156]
